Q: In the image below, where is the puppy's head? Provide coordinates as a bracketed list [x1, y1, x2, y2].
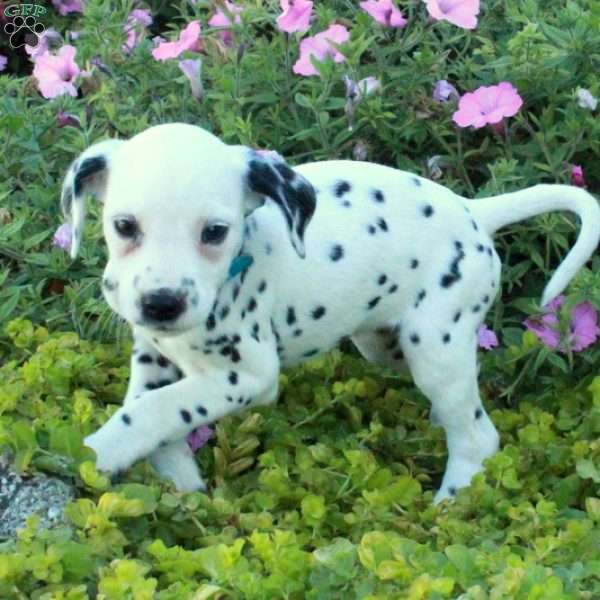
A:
[61, 123, 316, 335]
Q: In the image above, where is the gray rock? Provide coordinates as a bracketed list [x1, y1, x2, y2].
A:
[0, 455, 75, 539]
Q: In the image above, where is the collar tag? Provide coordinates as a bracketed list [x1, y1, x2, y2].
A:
[228, 254, 253, 279]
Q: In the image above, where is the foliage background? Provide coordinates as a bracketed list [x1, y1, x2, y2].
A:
[0, 0, 599, 598]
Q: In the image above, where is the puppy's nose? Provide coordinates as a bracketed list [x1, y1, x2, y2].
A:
[141, 288, 186, 322]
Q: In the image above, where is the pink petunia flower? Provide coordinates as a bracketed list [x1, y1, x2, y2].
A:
[179, 58, 203, 100]
[452, 82, 523, 129]
[123, 8, 153, 53]
[33, 45, 80, 99]
[293, 24, 350, 77]
[53, 223, 73, 251]
[208, 1, 242, 45]
[433, 79, 459, 103]
[524, 295, 600, 353]
[424, 0, 479, 30]
[477, 324, 499, 350]
[186, 425, 214, 452]
[277, 0, 313, 34]
[25, 28, 62, 61]
[152, 21, 202, 61]
[360, 0, 407, 28]
[571, 165, 586, 188]
[0, 54, 6, 72]
[52, 0, 84, 16]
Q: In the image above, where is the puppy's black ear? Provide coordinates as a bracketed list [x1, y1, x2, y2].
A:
[60, 139, 124, 258]
[243, 150, 316, 258]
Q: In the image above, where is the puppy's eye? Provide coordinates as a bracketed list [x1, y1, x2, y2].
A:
[114, 217, 139, 239]
[201, 222, 229, 245]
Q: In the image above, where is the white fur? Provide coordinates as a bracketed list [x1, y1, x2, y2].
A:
[63, 123, 600, 502]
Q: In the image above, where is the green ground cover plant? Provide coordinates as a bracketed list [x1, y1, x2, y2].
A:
[0, 0, 599, 598]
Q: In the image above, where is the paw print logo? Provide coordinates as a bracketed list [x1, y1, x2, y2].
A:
[4, 15, 45, 49]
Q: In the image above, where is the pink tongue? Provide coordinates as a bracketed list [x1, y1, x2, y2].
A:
[438, 0, 456, 13]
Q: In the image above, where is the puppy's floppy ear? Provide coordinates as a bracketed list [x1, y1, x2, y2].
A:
[60, 139, 124, 259]
[241, 149, 317, 258]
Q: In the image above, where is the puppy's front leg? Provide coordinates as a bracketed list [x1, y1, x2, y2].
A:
[85, 365, 278, 476]
[123, 335, 206, 491]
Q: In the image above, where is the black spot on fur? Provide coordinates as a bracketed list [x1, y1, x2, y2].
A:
[251, 323, 260, 341]
[412, 177, 422, 187]
[410, 333, 420, 344]
[139, 354, 153, 364]
[157, 355, 170, 368]
[388, 284, 398, 294]
[196, 405, 208, 416]
[232, 284, 240, 301]
[334, 181, 351, 197]
[415, 289, 426, 308]
[367, 224, 377, 235]
[472, 305, 481, 313]
[220, 305, 230, 320]
[287, 306, 297, 325]
[180, 409, 192, 424]
[206, 313, 216, 331]
[442, 333, 451, 344]
[102, 278, 117, 292]
[476, 243, 484, 252]
[330, 244, 344, 261]
[312, 306, 326, 320]
[373, 190, 385, 203]
[422, 205, 434, 217]
[368, 297, 381, 309]
[265, 243, 273, 255]
[121, 413, 131, 425]
[74, 156, 106, 196]
[449, 486, 457, 496]
[471, 220, 479, 232]
[303, 349, 319, 357]
[440, 243, 466, 289]
[145, 382, 158, 390]
[377, 217, 388, 232]
[482, 295, 490, 303]
[157, 379, 172, 388]
[410, 259, 419, 269]
[293, 328, 303, 337]
[475, 408, 483, 420]
[247, 297, 257, 312]
[228, 371, 238, 385]
[378, 274, 387, 285]
[453, 311, 462, 323]
[258, 280, 267, 293]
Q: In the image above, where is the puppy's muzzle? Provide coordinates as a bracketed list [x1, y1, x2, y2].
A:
[140, 288, 187, 323]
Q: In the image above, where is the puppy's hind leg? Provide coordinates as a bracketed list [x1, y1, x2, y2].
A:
[400, 313, 499, 503]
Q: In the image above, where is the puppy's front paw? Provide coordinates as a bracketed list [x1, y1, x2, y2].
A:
[84, 412, 152, 474]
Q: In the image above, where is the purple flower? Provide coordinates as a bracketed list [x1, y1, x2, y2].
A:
[186, 425, 214, 452]
[524, 295, 600, 353]
[0, 54, 6, 72]
[25, 28, 63, 61]
[52, 0, 84, 16]
[477, 324, 499, 350]
[53, 223, 73, 251]
[178, 58, 203, 100]
[571, 165, 586, 188]
[123, 8, 153, 53]
[433, 79, 459, 103]
[57, 110, 81, 128]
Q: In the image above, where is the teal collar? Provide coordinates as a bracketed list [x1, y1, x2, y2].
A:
[228, 254, 253, 280]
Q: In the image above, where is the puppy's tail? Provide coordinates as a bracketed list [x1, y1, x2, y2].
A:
[469, 184, 600, 306]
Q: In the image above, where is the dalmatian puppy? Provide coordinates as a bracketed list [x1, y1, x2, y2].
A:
[60, 123, 600, 502]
